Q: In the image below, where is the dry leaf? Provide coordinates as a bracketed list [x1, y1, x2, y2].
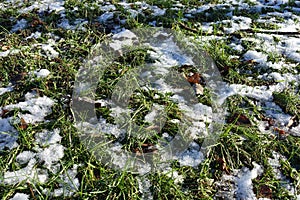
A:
[227, 113, 251, 125]
[19, 118, 28, 130]
[187, 73, 201, 84]
[1, 109, 9, 117]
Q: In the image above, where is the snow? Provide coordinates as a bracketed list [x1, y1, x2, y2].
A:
[137, 177, 154, 200]
[34, 69, 51, 78]
[37, 143, 65, 172]
[16, 151, 36, 165]
[4, 92, 55, 124]
[0, 118, 19, 150]
[9, 193, 29, 200]
[98, 12, 114, 23]
[1, 128, 79, 197]
[0, 85, 13, 95]
[26, 31, 42, 40]
[2, 0, 300, 198]
[224, 16, 252, 33]
[162, 167, 184, 184]
[3, 158, 48, 185]
[41, 44, 59, 58]
[18, 0, 65, 14]
[236, 163, 264, 199]
[215, 163, 264, 200]
[244, 50, 268, 65]
[35, 128, 61, 146]
[11, 19, 27, 32]
[176, 142, 204, 167]
[53, 164, 80, 197]
[144, 104, 164, 123]
[100, 4, 116, 11]
[151, 6, 166, 16]
[268, 151, 300, 198]
[0, 50, 11, 57]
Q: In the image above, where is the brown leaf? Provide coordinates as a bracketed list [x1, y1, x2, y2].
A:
[1, 109, 9, 117]
[273, 127, 288, 139]
[19, 118, 28, 130]
[187, 73, 201, 84]
[31, 19, 45, 27]
[227, 113, 251, 125]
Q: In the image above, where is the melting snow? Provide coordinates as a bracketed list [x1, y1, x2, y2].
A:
[236, 163, 264, 199]
[4, 92, 55, 124]
[176, 142, 204, 167]
[244, 50, 268, 65]
[215, 163, 264, 200]
[9, 193, 30, 200]
[34, 69, 51, 78]
[11, 19, 27, 32]
[0, 85, 13, 95]
[268, 151, 300, 198]
[0, 118, 19, 150]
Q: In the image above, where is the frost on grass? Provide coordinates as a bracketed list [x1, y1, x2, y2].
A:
[53, 164, 80, 197]
[268, 151, 300, 198]
[2, 128, 79, 197]
[137, 177, 154, 200]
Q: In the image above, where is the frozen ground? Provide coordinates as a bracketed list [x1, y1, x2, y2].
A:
[0, 0, 300, 199]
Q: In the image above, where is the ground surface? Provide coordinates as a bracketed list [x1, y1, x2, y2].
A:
[0, 0, 300, 199]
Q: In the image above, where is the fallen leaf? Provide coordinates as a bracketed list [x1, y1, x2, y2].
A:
[1, 109, 9, 117]
[273, 127, 288, 139]
[187, 73, 201, 84]
[19, 118, 28, 130]
[31, 19, 45, 27]
[227, 113, 251, 125]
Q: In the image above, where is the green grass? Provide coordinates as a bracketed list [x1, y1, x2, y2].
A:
[0, 0, 300, 199]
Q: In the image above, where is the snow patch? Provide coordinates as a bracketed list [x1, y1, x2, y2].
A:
[4, 92, 55, 124]
[34, 69, 51, 78]
[9, 193, 30, 200]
